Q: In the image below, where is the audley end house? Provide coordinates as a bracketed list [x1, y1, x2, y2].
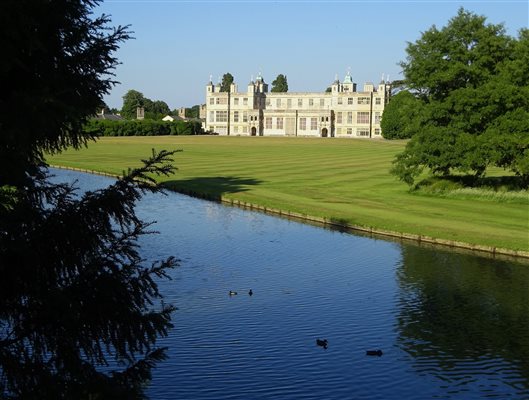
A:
[205, 72, 391, 138]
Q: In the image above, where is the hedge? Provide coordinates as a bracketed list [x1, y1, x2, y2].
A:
[84, 119, 204, 136]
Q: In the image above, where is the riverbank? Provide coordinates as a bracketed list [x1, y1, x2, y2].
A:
[47, 136, 529, 255]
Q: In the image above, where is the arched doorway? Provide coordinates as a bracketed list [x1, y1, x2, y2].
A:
[251, 127, 257, 136]
[321, 128, 328, 138]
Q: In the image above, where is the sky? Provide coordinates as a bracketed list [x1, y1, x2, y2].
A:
[96, 0, 529, 110]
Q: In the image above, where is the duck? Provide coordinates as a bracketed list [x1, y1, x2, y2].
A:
[316, 339, 328, 349]
[229, 290, 238, 296]
[248, 289, 253, 296]
[366, 349, 383, 357]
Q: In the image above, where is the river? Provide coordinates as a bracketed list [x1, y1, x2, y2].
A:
[52, 168, 529, 399]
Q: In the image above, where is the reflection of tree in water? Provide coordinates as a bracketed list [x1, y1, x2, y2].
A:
[396, 245, 529, 395]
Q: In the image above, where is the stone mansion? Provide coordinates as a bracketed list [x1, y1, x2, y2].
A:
[204, 72, 391, 138]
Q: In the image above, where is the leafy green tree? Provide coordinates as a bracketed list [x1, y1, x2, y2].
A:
[220, 72, 234, 92]
[185, 105, 201, 119]
[122, 93, 171, 120]
[121, 89, 147, 119]
[0, 0, 179, 397]
[145, 100, 171, 120]
[151, 100, 170, 116]
[380, 91, 421, 139]
[271, 74, 288, 92]
[380, 90, 422, 139]
[391, 8, 529, 186]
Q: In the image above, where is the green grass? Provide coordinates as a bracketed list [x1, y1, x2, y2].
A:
[47, 136, 529, 251]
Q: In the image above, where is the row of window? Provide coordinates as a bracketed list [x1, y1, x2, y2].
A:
[265, 97, 382, 108]
[209, 96, 383, 107]
[211, 126, 382, 136]
[335, 111, 382, 124]
[261, 116, 334, 130]
[232, 125, 248, 133]
[209, 97, 251, 106]
[210, 111, 261, 123]
[335, 127, 381, 136]
[299, 117, 318, 131]
[233, 111, 249, 122]
[211, 111, 381, 125]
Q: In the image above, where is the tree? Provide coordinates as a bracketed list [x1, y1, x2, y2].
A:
[0, 0, 179, 397]
[185, 105, 201, 119]
[151, 100, 170, 116]
[380, 91, 421, 139]
[271, 74, 288, 92]
[391, 8, 529, 186]
[220, 72, 234, 92]
[121, 90, 147, 119]
[121, 92, 171, 120]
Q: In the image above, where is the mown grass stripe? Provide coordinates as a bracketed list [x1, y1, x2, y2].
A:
[48, 136, 529, 253]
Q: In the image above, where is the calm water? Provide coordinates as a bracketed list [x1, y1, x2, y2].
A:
[52, 169, 529, 400]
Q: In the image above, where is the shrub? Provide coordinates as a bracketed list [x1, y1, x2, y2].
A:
[85, 119, 203, 136]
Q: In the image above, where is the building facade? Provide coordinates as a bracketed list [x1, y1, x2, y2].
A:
[205, 73, 391, 138]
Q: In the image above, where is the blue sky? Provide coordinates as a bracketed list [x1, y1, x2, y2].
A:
[97, 0, 528, 110]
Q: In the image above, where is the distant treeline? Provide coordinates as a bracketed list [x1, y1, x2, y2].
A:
[85, 119, 204, 136]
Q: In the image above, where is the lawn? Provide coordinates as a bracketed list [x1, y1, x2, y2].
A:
[48, 136, 529, 252]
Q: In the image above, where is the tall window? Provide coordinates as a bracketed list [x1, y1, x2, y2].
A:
[347, 112, 352, 124]
[277, 117, 284, 129]
[309, 99, 314, 106]
[375, 97, 381, 105]
[265, 117, 272, 129]
[233, 111, 239, 122]
[357, 112, 370, 124]
[243, 98, 248, 106]
[276, 98, 281, 108]
[337, 97, 343, 105]
[310, 117, 317, 130]
[209, 111, 214, 122]
[234, 98, 239, 105]
[347, 128, 352, 135]
[287, 99, 292, 109]
[215, 111, 227, 122]
[298, 98, 303, 107]
[347, 97, 353, 105]
[209, 98, 214, 105]
[336, 112, 342, 124]
[374, 112, 381, 123]
[320, 99, 325, 107]
[300, 117, 306, 130]
[243, 112, 248, 122]
[374, 128, 381, 135]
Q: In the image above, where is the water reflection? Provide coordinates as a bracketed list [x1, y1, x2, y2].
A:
[396, 245, 529, 397]
[49, 169, 529, 399]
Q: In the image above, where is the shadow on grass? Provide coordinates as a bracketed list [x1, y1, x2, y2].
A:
[161, 176, 262, 201]
[416, 175, 528, 191]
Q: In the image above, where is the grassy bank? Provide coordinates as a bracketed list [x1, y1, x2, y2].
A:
[48, 136, 529, 252]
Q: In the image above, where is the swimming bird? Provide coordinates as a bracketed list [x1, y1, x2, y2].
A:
[229, 290, 238, 296]
[248, 289, 253, 296]
[366, 350, 383, 357]
[316, 339, 328, 349]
